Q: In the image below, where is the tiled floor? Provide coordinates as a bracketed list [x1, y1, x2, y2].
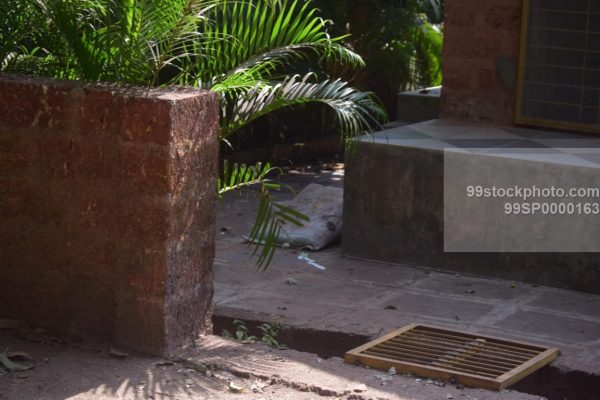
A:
[359, 119, 600, 168]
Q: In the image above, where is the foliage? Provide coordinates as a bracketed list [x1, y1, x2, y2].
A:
[221, 319, 284, 348]
[221, 319, 256, 342]
[257, 323, 283, 348]
[314, 0, 444, 115]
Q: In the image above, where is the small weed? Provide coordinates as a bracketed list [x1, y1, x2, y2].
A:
[258, 323, 282, 348]
[221, 320, 286, 348]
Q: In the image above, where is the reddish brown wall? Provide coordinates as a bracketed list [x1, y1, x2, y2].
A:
[441, 0, 523, 125]
[0, 75, 219, 355]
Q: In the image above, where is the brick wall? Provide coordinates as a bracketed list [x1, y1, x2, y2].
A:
[0, 75, 219, 355]
[440, 0, 522, 125]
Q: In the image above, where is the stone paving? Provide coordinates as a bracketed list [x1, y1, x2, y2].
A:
[215, 168, 600, 379]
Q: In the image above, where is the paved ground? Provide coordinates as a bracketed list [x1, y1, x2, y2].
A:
[215, 166, 600, 398]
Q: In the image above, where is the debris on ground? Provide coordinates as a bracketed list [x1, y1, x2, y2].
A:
[108, 347, 129, 359]
[286, 277, 298, 285]
[249, 378, 269, 393]
[0, 349, 33, 372]
[374, 374, 393, 382]
[297, 252, 327, 270]
[5, 351, 33, 363]
[275, 183, 344, 250]
[228, 381, 245, 393]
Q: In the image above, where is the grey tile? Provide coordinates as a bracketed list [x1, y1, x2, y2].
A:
[365, 138, 454, 151]
[531, 131, 593, 140]
[363, 127, 430, 140]
[384, 293, 494, 322]
[505, 126, 551, 138]
[445, 139, 521, 148]
[445, 131, 523, 140]
[576, 153, 600, 165]
[414, 274, 530, 300]
[532, 138, 600, 148]
[496, 311, 600, 343]
[498, 140, 550, 148]
[528, 290, 600, 319]
[478, 149, 598, 167]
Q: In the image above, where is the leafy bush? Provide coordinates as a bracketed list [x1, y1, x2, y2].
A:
[314, 0, 444, 116]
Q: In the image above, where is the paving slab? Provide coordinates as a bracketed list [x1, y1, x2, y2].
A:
[215, 168, 600, 386]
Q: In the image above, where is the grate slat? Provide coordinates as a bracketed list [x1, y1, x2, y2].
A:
[405, 330, 540, 358]
[362, 349, 500, 378]
[345, 324, 560, 391]
[410, 328, 543, 355]
[377, 341, 514, 371]
[388, 336, 524, 367]
[390, 334, 531, 362]
[373, 343, 509, 375]
[413, 326, 544, 353]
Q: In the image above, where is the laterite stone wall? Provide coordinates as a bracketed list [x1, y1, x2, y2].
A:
[441, 0, 523, 125]
[0, 75, 219, 355]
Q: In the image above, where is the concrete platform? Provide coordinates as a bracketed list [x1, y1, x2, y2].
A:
[215, 168, 600, 399]
[343, 119, 600, 293]
[396, 86, 441, 123]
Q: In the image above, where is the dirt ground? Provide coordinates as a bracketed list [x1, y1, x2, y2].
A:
[0, 326, 327, 400]
[0, 321, 543, 400]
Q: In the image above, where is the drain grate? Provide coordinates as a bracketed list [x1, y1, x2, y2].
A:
[345, 324, 559, 390]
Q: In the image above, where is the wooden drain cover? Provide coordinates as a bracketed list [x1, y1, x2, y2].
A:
[345, 324, 559, 390]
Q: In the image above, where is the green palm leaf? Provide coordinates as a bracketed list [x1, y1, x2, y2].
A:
[218, 73, 386, 139]
[218, 161, 309, 271]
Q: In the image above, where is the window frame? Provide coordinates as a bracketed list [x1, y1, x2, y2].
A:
[515, 0, 600, 134]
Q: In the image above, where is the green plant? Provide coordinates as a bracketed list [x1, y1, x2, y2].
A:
[315, 0, 443, 115]
[221, 319, 252, 341]
[258, 323, 283, 348]
[1, 0, 386, 268]
[218, 161, 309, 270]
[221, 320, 284, 348]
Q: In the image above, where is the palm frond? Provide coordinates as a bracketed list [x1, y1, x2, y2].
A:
[248, 196, 308, 271]
[218, 160, 309, 271]
[218, 160, 275, 196]
[219, 73, 387, 138]
[190, 0, 362, 84]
